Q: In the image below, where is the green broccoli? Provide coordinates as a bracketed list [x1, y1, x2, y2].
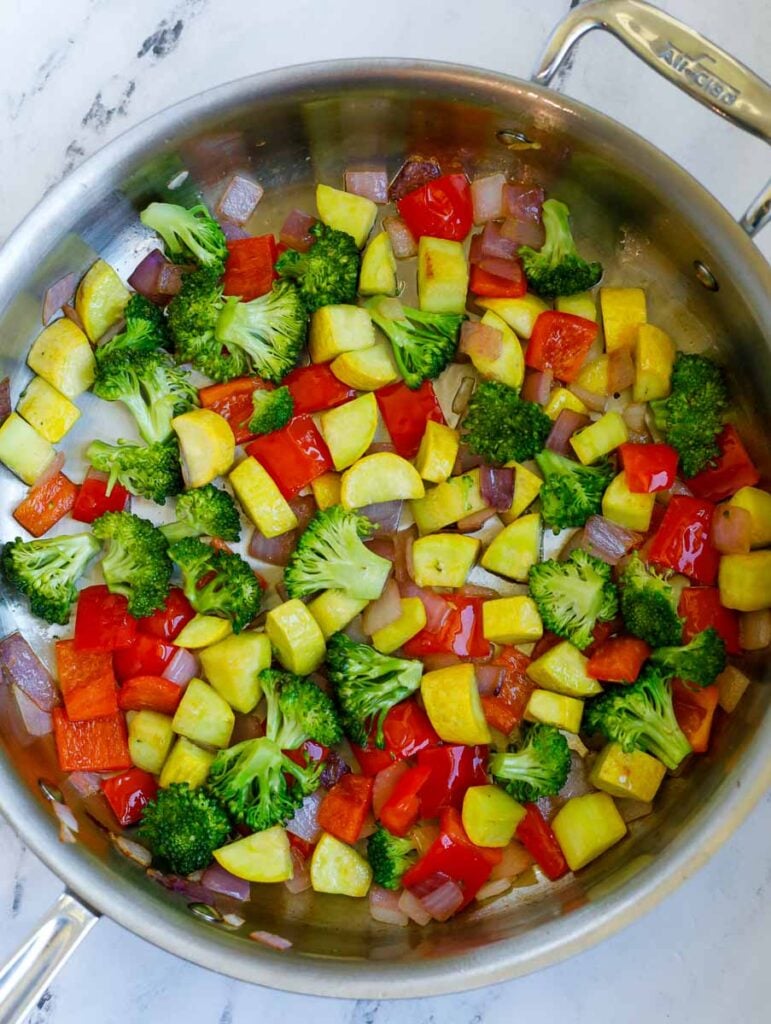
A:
[535, 450, 614, 531]
[518, 199, 603, 298]
[248, 385, 294, 435]
[86, 438, 183, 505]
[489, 723, 571, 803]
[325, 632, 423, 747]
[275, 221, 360, 312]
[650, 353, 728, 477]
[528, 549, 619, 650]
[92, 511, 172, 618]
[619, 553, 683, 648]
[160, 484, 241, 544]
[584, 666, 692, 770]
[166, 267, 246, 382]
[140, 201, 227, 270]
[138, 783, 231, 876]
[649, 627, 726, 687]
[365, 296, 464, 390]
[462, 380, 552, 464]
[214, 281, 306, 383]
[259, 668, 342, 748]
[1, 533, 100, 625]
[168, 537, 261, 633]
[283, 505, 392, 602]
[96, 293, 170, 364]
[367, 826, 418, 890]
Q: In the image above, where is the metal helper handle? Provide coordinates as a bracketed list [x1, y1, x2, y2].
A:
[0, 891, 99, 1024]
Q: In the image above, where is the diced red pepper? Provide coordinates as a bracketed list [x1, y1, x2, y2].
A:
[316, 773, 374, 845]
[288, 832, 315, 860]
[283, 364, 356, 415]
[403, 809, 495, 911]
[137, 588, 195, 642]
[480, 646, 534, 733]
[101, 768, 158, 826]
[13, 472, 78, 537]
[620, 443, 679, 494]
[375, 380, 445, 460]
[246, 415, 333, 499]
[352, 699, 440, 775]
[672, 680, 719, 753]
[686, 424, 760, 502]
[525, 311, 598, 383]
[469, 262, 526, 298]
[71, 472, 130, 524]
[417, 744, 488, 819]
[678, 587, 741, 655]
[648, 495, 719, 585]
[402, 596, 490, 659]
[199, 376, 269, 445]
[73, 586, 138, 653]
[113, 634, 177, 682]
[52, 707, 130, 772]
[379, 763, 432, 836]
[396, 173, 473, 242]
[117, 675, 184, 715]
[587, 636, 651, 683]
[55, 640, 118, 721]
[515, 803, 569, 881]
[222, 235, 277, 301]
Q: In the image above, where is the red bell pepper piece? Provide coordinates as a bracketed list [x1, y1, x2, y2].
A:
[316, 773, 374, 845]
[678, 587, 741, 655]
[246, 415, 333, 499]
[55, 640, 118, 721]
[222, 235, 277, 301]
[403, 596, 490, 659]
[417, 744, 488, 819]
[515, 803, 569, 881]
[137, 588, 195, 642]
[73, 586, 138, 653]
[118, 675, 184, 715]
[52, 707, 130, 772]
[469, 262, 526, 298]
[620, 443, 679, 493]
[672, 680, 719, 753]
[283, 364, 356, 415]
[480, 646, 534, 733]
[101, 767, 158, 826]
[71, 471, 130, 524]
[397, 173, 473, 242]
[13, 472, 78, 537]
[686, 424, 760, 502]
[113, 634, 177, 682]
[375, 380, 445, 459]
[440, 807, 502, 867]
[379, 763, 432, 836]
[199, 376, 269, 445]
[526, 311, 598, 383]
[288, 832, 315, 860]
[587, 636, 651, 683]
[648, 495, 719, 585]
[403, 809, 495, 911]
[352, 699, 440, 775]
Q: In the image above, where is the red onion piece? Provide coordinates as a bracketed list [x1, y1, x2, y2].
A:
[362, 579, 402, 636]
[421, 653, 464, 671]
[162, 647, 199, 687]
[0, 377, 10, 426]
[453, 444, 485, 475]
[359, 500, 403, 533]
[399, 581, 450, 631]
[366, 536, 396, 563]
[383, 216, 417, 259]
[0, 632, 59, 711]
[32, 451, 65, 491]
[583, 515, 641, 565]
[470, 173, 506, 224]
[285, 789, 325, 843]
[710, 503, 752, 554]
[366, 441, 398, 456]
[740, 609, 771, 651]
[569, 382, 606, 413]
[320, 750, 351, 789]
[489, 841, 533, 881]
[43, 273, 77, 325]
[399, 888, 431, 925]
[345, 168, 389, 204]
[546, 410, 591, 455]
[373, 761, 410, 818]
[249, 930, 292, 951]
[499, 216, 545, 249]
[289, 494, 317, 532]
[53, 800, 79, 843]
[128, 250, 184, 305]
[249, 528, 296, 566]
[457, 507, 497, 532]
[477, 256, 524, 282]
[608, 348, 635, 394]
[478, 220, 520, 260]
[219, 218, 250, 241]
[66, 772, 101, 798]
[280, 209, 317, 252]
[521, 369, 553, 406]
[622, 402, 648, 434]
[62, 304, 85, 331]
[285, 846, 312, 894]
[393, 527, 416, 584]
[451, 377, 477, 419]
[459, 322, 503, 363]
[480, 465, 515, 511]
[389, 156, 442, 201]
[416, 878, 465, 922]
[475, 664, 505, 696]
[148, 869, 211, 901]
[216, 175, 264, 225]
[503, 183, 545, 222]
[201, 862, 251, 901]
[457, 583, 499, 598]
[369, 885, 409, 926]
[13, 685, 53, 736]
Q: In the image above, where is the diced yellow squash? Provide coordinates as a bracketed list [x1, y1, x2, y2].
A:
[740, 610, 771, 651]
[544, 387, 588, 421]
[309, 304, 376, 363]
[417, 237, 468, 314]
[75, 259, 130, 342]
[310, 832, 373, 896]
[476, 294, 549, 339]
[482, 596, 543, 645]
[719, 551, 771, 611]
[552, 792, 627, 871]
[600, 287, 646, 352]
[308, 589, 368, 639]
[359, 231, 398, 295]
[172, 678, 235, 749]
[340, 451, 424, 508]
[411, 469, 487, 535]
[421, 664, 491, 745]
[589, 742, 666, 802]
[729, 486, 771, 548]
[571, 411, 628, 465]
[17, 377, 80, 443]
[465, 310, 525, 391]
[556, 292, 597, 321]
[574, 354, 610, 397]
[415, 421, 459, 484]
[173, 408, 235, 488]
[215, 827, 291, 883]
[480, 512, 541, 582]
[159, 737, 215, 788]
[0, 413, 56, 485]
[412, 534, 480, 588]
[602, 471, 655, 532]
[311, 472, 342, 510]
[527, 640, 602, 697]
[199, 631, 272, 714]
[128, 710, 174, 774]
[266, 599, 326, 674]
[174, 614, 233, 649]
[633, 323, 675, 402]
[462, 785, 526, 847]
[319, 393, 379, 471]
[500, 460, 543, 524]
[330, 340, 399, 390]
[317, 183, 377, 248]
[372, 597, 427, 654]
[716, 665, 751, 713]
[27, 318, 95, 398]
[525, 689, 583, 733]
[229, 456, 298, 538]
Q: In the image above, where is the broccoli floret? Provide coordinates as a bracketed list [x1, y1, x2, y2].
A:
[140, 201, 227, 270]
[325, 632, 423, 747]
[649, 627, 726, 687]
[92, 511, 172, 618]
[619, 553, 683, 648]
[275, 221, 360, 313]
[160, 484, 241, 544]
[365, 296, 463, 390]
[1, 533, 100, 625]
[649, 353, 729, 477]
[168, 537, 261, 633]
[96, 293, 170, 365]
[489, 723, 571, 803]
[462, 380, 552, 465]
[367, 826, 418, 890]
[86, 438, 183, 505]
[248, 386, 294, 435]
[214, 281, 306, 383]
[584, 666, 692, 770]
[528, 549, 619, 650]
[518, 199, 603, 298]
[283, 505, 392, 602]
[535, 450, 614, 531]
[138, 783, 230, 875]
[166, 267, 247, 382]
[259, 667, 342, 748]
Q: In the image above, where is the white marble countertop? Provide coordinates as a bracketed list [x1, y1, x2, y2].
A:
[1, 1, 770, 1022]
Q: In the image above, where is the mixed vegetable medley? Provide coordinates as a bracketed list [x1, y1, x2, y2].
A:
[1, 157, 769, 936]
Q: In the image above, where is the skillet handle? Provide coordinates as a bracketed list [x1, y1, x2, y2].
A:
[0, 891, 99, 1023]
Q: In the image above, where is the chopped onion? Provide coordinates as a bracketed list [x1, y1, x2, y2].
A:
[393, 526, 416, 584]
[53, 802, 79, 844]
[249, 527, 296, 566]
[147, 868, 211, 901]
[66, 772, 101, 797]
[399, 581, 451, 631]
[43, 273, 77, 325]
[320, 750, 351, 789]
[162, 647, 199, 687]
[453, 445, 484, 475]
[0, 632, 59, 711]
[128, 250, 183, 305]
[457, 583, 500, 598]
[499, 216, 544, 248]
[112, 834, 152, 867]
[285, 789, 325, 843]
[383, 216, 418, 259]
[459, 322, 503, 363]
[289, 494, 317, 531]
[477, 221, 519, 260]
[32, 450, 66, 492]
[219, 218, 250, 241]
[388, 156, 441, 202]
[398, 888, 431, 925]
[583, 515, 641, 565]
[489, 841, 533, 881]
[477, 256, 524, 283]
[503, 183, 544, 222]
[62, 304, 85, 331]
[285, 846, 312, 893]
[373, 761, 410, 818]
[569, 382, 606, 413]
[345, 168, 389, 204]
[717, 665, 751, 711]
[280, 209, 316, 252]
[475, 664, 504, 696]
[546, 410, 590, 455]
[249, 930, 292, 951]
[475, 878, 511, 902]
[457, 508, 497, 532]
[359, 500, 403, 533]
[618, 799, 653, 823]
[0, 377, 9, 426]
[710, 503, 752, 554]
[740, 609, 771, 651]
[366, 536, 396, 563]
[359, 811, 377, 839]
[608, 348, 635, 394]
[216, 175, 264, 225]
[622, 402, 647, 434]
[480, 465, 514, 511]
[521, 369, 553, 406]
[366, 440, 398, 456]
[13, 686, 52, 736]
[451, 376, 476, 417]
[222, 913, 246, 928]
[470, 173, 506, 224]
[420, 653, 463, 671]
[409, 823, 440, 856]
[362, 579, 402, 635]
[370, 885, 409, 926]
[416, 879, 464, 922]
[201, 862, 250, 901]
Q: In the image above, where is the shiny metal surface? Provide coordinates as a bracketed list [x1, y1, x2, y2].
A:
[0, 53, 769, 1001]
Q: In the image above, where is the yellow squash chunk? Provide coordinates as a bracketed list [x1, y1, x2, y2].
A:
[602, 471, 655, 532]
[415, 421, 460, 484]
[359, 231, 398, 295]
[174, 614, 233, 649]
[229, 457, 298, 538]
[476, 294, 549, 339]
[633, 323, 675, 402]
[729, 486, 771, 548]
[331, 341, 399, 390]
[310, 832, 373, 897]
[600, 287, 646, 352]
[372, 597, 427, 654]
[480, 512, 541, 582]
[128, 710, 174, 775]
[173, 408, 235, 488]
[465, 310, 525, 391]
[589, 742, 666, 802]
[309, 304, 376, 363]
[716, 665, 751, 713]
[266, 599, 326, 674]
[319, 393, 379, 471]
[482, 596, 543, 645]
[500, 461, 543, 524]
[317, 182, 377, 248]
[199, 631, 272, 714]
[527, 640, 602, 697]
[526, 689, 583, 733]
[417, 236, 468, 314]
[574, 354, 609, 397]
[308, 589, 368, 639]
[75, 259, 130, 342]
[462, 785, 526, 847]
[311, 471, 342, 510]
[571, 411, 628, 465]
[719, 551, 771, 611]
[552, 792, 627, 871]
[17, 377, 80, 443]
[0, 413, 56, 485]
[412, 534, 480, 588]
[215, 827, 291, 883]
[411, 469, 487, 534]
[421, 664, 491, 745]
[27, 318, 95, 398]
[172, 678, 235, 749]
[556, 291, 597, 321]
[159, 737, 215, 788]
[544, 387, 588, 421]
[340, 451, 424, 508]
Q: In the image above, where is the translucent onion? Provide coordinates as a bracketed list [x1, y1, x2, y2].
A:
[457, 508, 497, 532]
[607, 347, 635, 394]
[201, 862, 251, 901]
[369, 885, 409, 926]
[459, 322, 503, 363]
[399, 581, 450, 630]
[358, 500, 403, 533]
[216, 175, 264, 225]
[388, 157, 441, 202]
[284, 847, 312, 894]
[42, 273, 77, 325]
[502, 183, 545, 222]
[248, 527, 296, 566]
[569, 382, 606, 412]
[0, 376, 9, 425]
[0, 632, 59, 711]
[279, 209, 316, 252]
[383, 216, 418, 258]
[417, 879, 465, 922]
[345, 168, 389, 204]
[475, 664, 505, 696]
[13, 686, 52, 736]
[285, 789, 325, 843]
[362, 579, 402, 635]
[373, 761, 410, 818]
[32, 450, 65, 491]
[475, 878, 512, 902]
[479, 464, 514, 511]
[470, 173, 506, 224]
[583, 515, 641, 565]
[162, 647, 199, 687]
[451, 376, 476, 417]
[521, 369, 553, 406]
[398, 887, 431, 925]
[546, 410, 590, 455]
[249, 930, 292, 951]
[499, 216, 544, 248]
[489, 841, 533, 881]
